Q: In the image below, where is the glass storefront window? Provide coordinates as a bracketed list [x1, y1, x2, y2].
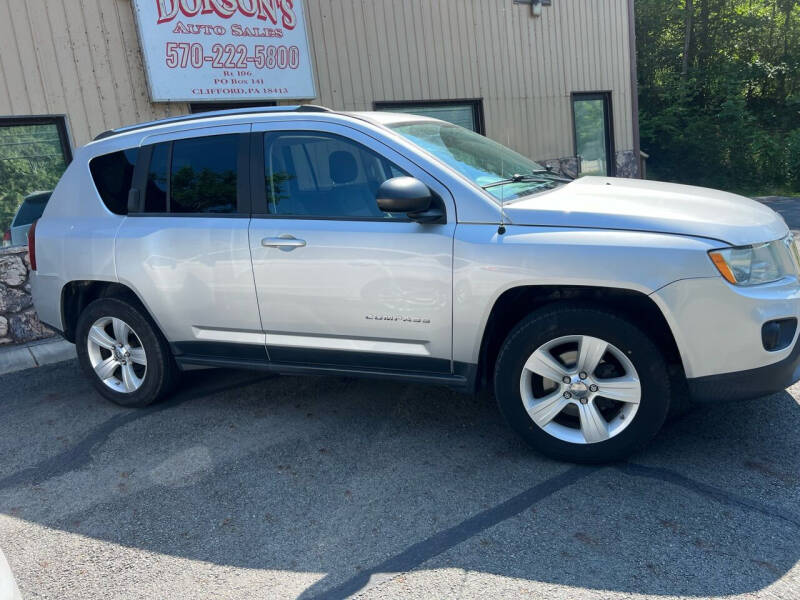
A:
[375, 100, 485, 134]
[0, 117, 72, 246]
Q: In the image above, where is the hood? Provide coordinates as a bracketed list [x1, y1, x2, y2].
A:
[502, 177, 788, 246]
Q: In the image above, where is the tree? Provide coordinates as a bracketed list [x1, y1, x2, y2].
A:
[681, 0, 694, 80]
[636, 0, 800, 194]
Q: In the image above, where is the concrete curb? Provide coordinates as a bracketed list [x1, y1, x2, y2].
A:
[0, 337, 76, 377]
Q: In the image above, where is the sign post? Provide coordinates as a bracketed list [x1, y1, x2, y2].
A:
[131, 0, 316, 102]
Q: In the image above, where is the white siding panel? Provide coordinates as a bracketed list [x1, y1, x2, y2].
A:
[12, 3, 47, 114]
[97, 0, 136, 128]
[0, 1, 32, 114]
[63, 2, 108, 138]
[25, 1, 65, 115]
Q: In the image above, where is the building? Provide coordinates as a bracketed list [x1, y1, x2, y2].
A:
[0, 0, 640, 240]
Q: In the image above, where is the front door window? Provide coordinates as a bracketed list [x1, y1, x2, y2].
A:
[264, 131, 407, 219]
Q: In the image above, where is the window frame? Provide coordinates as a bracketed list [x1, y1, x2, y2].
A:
[571, 91, 616, 177]
[252, 130, 433, 223]
[0, 114, 74, 166]
[129, 131, 251, 218]
[0, 115, 73, 244]
[373, 99, 486, 135]
[189, 101, 277, 114]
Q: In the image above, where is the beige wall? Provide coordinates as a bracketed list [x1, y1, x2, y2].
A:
[0, 0, 635, 160]
[0, 0, 185, 147]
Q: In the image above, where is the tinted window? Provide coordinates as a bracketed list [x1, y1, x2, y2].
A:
[90, 148, 138, 215]
[265, 132, 407, 219]
[12, 192, 50, 226]
[145, 143, 169, 213]
[170, 135, 238, 213]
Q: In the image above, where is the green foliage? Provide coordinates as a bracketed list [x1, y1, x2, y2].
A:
[171, 166, 236, 212]
[0, 124, 67, 233]
[637, 0, 800, 194]
[0, 193, 22, 236]
[789, 129, 800, 187]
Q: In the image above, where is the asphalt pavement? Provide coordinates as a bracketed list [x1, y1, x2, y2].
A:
[1, 360, 798, 599]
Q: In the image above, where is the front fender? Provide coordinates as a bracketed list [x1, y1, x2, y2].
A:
[453, 224, 719, 365]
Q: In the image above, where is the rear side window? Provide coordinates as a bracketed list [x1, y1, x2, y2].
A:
[89, 148, 138, 215]
[141, 134, 239, 215]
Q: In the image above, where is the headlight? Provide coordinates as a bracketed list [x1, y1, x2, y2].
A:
[709, 235, 800, 286]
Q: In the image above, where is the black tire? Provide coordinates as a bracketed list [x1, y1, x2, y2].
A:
[494, 303, 670, 463]
[75, 297, 178, 408]
[666, 365, 693, 420]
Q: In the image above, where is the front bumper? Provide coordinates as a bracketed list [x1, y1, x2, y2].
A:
[651, 275, 800, 402]
[687, 336, 800, 402]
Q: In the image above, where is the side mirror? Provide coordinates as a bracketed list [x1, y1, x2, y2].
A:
[376, 177, 444, 224]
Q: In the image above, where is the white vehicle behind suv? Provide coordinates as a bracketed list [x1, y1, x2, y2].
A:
[29, 106, 800, 462]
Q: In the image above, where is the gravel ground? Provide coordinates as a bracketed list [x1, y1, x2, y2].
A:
[0, 361, 798, 599]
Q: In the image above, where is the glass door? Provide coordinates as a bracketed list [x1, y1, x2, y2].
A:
[572, 93, 615, 177]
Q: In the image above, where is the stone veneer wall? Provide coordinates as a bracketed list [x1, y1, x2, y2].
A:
[0, 246, 53, 345]
[615, 150, 639, 179]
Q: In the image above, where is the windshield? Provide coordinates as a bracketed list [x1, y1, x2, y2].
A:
[388, 121, 567, 202]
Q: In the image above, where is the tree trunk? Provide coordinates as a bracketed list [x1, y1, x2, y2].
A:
[778, 0, 794, 100]
[697, 0, 711, 71]
[681, 0, 694, 80]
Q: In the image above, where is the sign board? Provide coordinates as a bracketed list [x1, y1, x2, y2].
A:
[131, 0, 316, 102]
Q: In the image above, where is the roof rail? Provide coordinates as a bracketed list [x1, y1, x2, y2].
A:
[93, 104, 333, 141]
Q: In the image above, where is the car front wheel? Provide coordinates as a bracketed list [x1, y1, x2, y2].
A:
[494, 304, 671, 463]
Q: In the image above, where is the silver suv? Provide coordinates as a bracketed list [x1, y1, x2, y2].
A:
[30, 106, 800, 462]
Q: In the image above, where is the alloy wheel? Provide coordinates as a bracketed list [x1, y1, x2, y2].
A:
[86, 316, 148, 393]
[519, 335, 641, 444]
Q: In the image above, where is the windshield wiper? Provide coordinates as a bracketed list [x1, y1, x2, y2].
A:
[530, 169, 573, 182]
[481, 172, 572, 189]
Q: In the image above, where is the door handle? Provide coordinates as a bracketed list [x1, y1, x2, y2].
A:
[261, 235, 307, 250]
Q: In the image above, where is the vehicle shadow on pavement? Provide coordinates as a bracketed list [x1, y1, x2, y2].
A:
[1, 361, 798, 599]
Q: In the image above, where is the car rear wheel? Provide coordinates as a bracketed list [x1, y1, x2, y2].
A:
[76, 297, 177, 407]
[494, 304, 670, 463]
